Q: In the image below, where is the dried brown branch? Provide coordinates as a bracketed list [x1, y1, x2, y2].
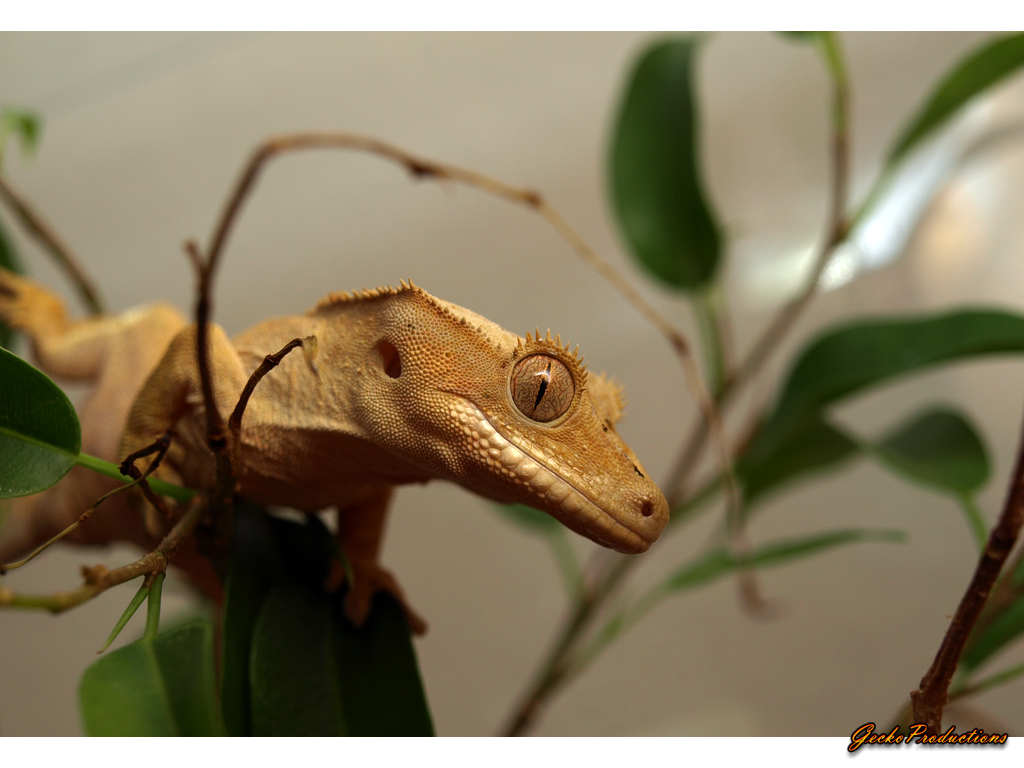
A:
[118, 429, 177, 522]
[0, 174, 104, 314]
[0, 432, 175, 575]
[909, 407, 1024, 733]
[183, 239, 230, 463]
[228, 335, 318, 453]
[0, 497, 205, 613]
[204, 133, 734, 511]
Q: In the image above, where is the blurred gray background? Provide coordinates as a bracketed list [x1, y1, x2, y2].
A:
[1, 32, 1023, 736]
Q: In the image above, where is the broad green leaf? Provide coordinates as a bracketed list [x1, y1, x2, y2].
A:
[752, 310, 1024, 462]
[220, 503, 281, 736]
[961, 592, 1024, 674]
[493, 502, 560, 534]
[888, 33, 1024, 167]
[333, 591, 434, 736]
[79, 620, 221, 736]
[250, 585, 347, 736]
[231, 507, 434, 736]
[0, 347, 81, 497]
[610, 37, 721, 290]
[872, 408, 989, 495]
[738, 417, 859, 510]
[665, 528, 906, 592]
[0, 216, 22, 350]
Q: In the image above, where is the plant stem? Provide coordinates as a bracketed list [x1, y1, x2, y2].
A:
[959, 493, 989, 554]
[949, 660, 1024, 703]
[501, 554, 632, 736]
[0, 174, 104, 314]
[500, 33, 857, 737]
[693, 287, 729, 397]
[0, 498, 205, 613]
[910, 399, 1024, 732]
[145, 573, 165, 640]
[547, 531, 582, 599]
[74, 452, 195, 503]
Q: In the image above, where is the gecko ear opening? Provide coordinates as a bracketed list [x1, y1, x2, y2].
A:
[377, 339, 402, 378]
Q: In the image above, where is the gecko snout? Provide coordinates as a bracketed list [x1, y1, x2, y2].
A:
[606, 488, 669, 553]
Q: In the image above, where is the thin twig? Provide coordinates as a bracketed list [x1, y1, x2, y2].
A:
[501, 33, 853, 736]
[183, 239, 230, 463]
[501, 555, 633, 736]
[228, 336, 318, 454]
[0, 498, 206, 613]
[0, 432, 174, 574]
[909, 402, 1024, 733]
[664, 32, 851, 504]
[203, 133, 735, 513]
[0, 174, 103, 314]
[119, 430, 177, 522]
[182, 237, 236, 564]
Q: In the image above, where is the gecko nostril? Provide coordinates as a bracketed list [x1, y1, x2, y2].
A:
[640, 500, 654, 518]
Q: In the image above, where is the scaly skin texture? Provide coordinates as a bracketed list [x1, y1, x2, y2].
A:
[0, 269, 669, 633]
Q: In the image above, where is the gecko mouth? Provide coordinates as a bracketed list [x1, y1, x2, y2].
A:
[449, 399, 660, 554]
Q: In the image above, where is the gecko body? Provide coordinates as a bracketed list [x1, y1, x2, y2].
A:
[0, 270, 669, 631]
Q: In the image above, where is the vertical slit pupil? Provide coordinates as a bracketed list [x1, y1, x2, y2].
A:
[533, 360, 552, 410]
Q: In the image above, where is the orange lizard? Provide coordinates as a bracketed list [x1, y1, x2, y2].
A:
[0, 268, 669, 633]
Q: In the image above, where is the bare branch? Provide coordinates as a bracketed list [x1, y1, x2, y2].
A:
[0, 498, 206, 614]
[228, 336, 318, 453]
[910, 406, 1024, 732]
[0, 174, 104, 314]
[205, 131, 739, 566]
[118, 430, 177, 522]
[0, 432, 174, 574]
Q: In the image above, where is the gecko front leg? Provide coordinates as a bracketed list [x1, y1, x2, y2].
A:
[329, 488, 428, 636]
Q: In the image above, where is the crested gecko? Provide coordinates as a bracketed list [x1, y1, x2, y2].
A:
[0, 269, 669, 633]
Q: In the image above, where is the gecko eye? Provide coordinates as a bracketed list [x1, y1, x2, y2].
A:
[510, 354, 574, 422]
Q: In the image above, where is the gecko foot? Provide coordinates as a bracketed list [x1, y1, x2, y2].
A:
[0, 268, 62, 330]
[326, 559, 428, 636]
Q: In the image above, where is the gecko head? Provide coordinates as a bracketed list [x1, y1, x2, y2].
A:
[354, 286, 669, 554]
[466, 330, 670, 554]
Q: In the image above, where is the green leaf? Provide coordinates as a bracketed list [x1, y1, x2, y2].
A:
[738, 417, 859, 510]
[0, 346, 81, 498]
[493, 502, 560, 534]
[752, 310, 1024, 462]
[231, 507, 434, 736]
[221, 503, 281, 736]
[961, 593, 1024, 674]
[249, 585, 347, 736]
[665, 528, 906, 593]
[79, 620, 221, 736]
[872, 408, 989, 495]
[0, 216, 22, 350]
[888, 33, 1024, 167]
[609, 37, 721, 290]
[333, 590, 434, 736]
